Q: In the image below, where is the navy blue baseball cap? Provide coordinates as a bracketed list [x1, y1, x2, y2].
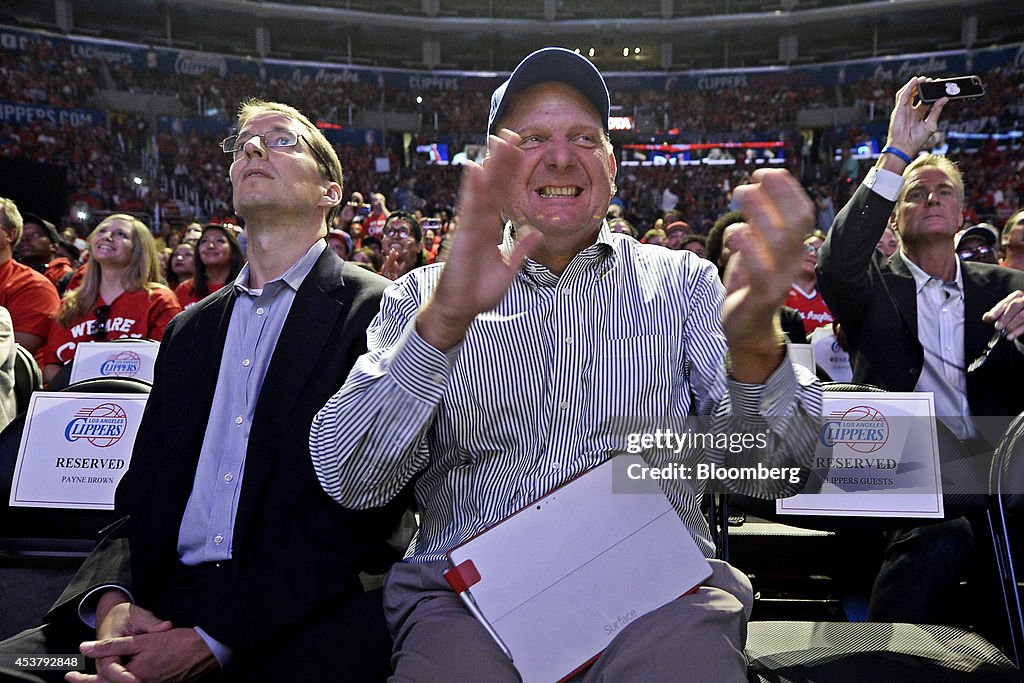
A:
[487, 47, 610, 136]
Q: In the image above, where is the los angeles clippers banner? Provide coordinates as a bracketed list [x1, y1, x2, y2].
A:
[778, 392, 943, 518]
[2, 23, 1022, 98]
[10, 393, 149, 510]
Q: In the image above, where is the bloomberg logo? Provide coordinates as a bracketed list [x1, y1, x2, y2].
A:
[64, 403, 128, 448]
[99, 350, 141, 378]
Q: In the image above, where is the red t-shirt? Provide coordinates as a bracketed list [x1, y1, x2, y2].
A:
[365, 211, 388, 239]
[65, 263, 87, 292]
[784, 285, 834, 335]
[43, 287, 182, 367]
[42, 258, 75, 288]
[0, 257, 60, 338]
[174, 279, 226, 310]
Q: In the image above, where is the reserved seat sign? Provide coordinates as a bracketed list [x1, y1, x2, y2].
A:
[9, 392, 149, 510]
[777, 391, 943, 519]
[70, 340, 159, 385]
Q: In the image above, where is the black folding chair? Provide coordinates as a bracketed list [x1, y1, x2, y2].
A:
[710, 383, 1019, 680]
[987, 410, 1024, 670]
[11, 343, 41, 416]
[0, 376, 150, 638]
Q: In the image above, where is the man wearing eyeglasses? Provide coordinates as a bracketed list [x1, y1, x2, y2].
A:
[954, 224, 999, 265]
[818, 77, 1024, 625]
[379, 211, 426, 281]
[0, 100, 406, 682]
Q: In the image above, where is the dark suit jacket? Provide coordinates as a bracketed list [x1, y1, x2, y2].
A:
[46, 247, 406, 656]
[818, 181, 1024, 418]
[781, 306, 809, 344]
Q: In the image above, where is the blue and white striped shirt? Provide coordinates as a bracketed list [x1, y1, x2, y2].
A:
[310, 226, 821, 561]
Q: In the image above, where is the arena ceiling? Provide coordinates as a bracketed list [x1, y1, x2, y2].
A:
[3, 0, 1022, 72]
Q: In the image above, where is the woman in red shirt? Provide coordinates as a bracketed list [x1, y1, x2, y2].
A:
[174, 224, 245, 309]
[43, 214, 181, 383]
[165, 241, 195, 291]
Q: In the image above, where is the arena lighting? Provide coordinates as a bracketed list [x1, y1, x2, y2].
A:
[588, 47, 595, 58]
[416, 96, 423, 104]
[622, 47, 629, 57]
[76, 210, 87, 221]
[132, 176, 143, 185]
[609, 116, 633, 131]
[634, 47, 641, 55]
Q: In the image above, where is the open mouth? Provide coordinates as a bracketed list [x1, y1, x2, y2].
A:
[537, 186, 582, 198]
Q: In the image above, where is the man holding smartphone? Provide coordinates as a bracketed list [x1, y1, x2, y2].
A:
[818, 76, 1024, 623]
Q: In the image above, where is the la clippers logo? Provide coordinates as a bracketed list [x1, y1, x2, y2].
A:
[819, 405, 889, 454]
[64, 403, 128, 448]
[99, 351, 141, 377]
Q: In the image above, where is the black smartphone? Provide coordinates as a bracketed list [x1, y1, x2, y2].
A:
[917, 75, 985, 104]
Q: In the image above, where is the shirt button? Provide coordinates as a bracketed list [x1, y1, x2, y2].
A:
[561, 289, 571, 296]
[565, 337, 573, 344]
[559, 401, 569, 410]
[256, 307, 265, 315]
[224, 473, 233, 483]
[551, 462, 561, 470]
[234, 416, 243, 425]
[242, 358, 251, 367]
[214, 534, 224, 545]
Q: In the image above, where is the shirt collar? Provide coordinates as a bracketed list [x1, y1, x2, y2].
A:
[234, 238, 326, 296]
[501, 221, 615, 288]
[898, 248, 963, 295]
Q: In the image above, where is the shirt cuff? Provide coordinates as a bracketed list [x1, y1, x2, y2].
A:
[387, 318, 460, 404]
[78, 585, 134, 628]
[195, 627, 232, 668]
[863, 166, 904, 202]
[726, 346, 811, 420]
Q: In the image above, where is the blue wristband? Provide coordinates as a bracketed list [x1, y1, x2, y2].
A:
[881, 146, 913, 164]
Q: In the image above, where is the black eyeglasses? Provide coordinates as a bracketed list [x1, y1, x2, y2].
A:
[221, 129, 334, 183]
[383, 224, 414, 240]
[958, 245, 993, 261]
[93, 305, 110, 341]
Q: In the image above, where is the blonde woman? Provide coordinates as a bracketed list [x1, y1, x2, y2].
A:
[42, 214, 181, 383]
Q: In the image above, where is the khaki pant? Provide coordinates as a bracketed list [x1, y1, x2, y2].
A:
[384, 558, 753, 682]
